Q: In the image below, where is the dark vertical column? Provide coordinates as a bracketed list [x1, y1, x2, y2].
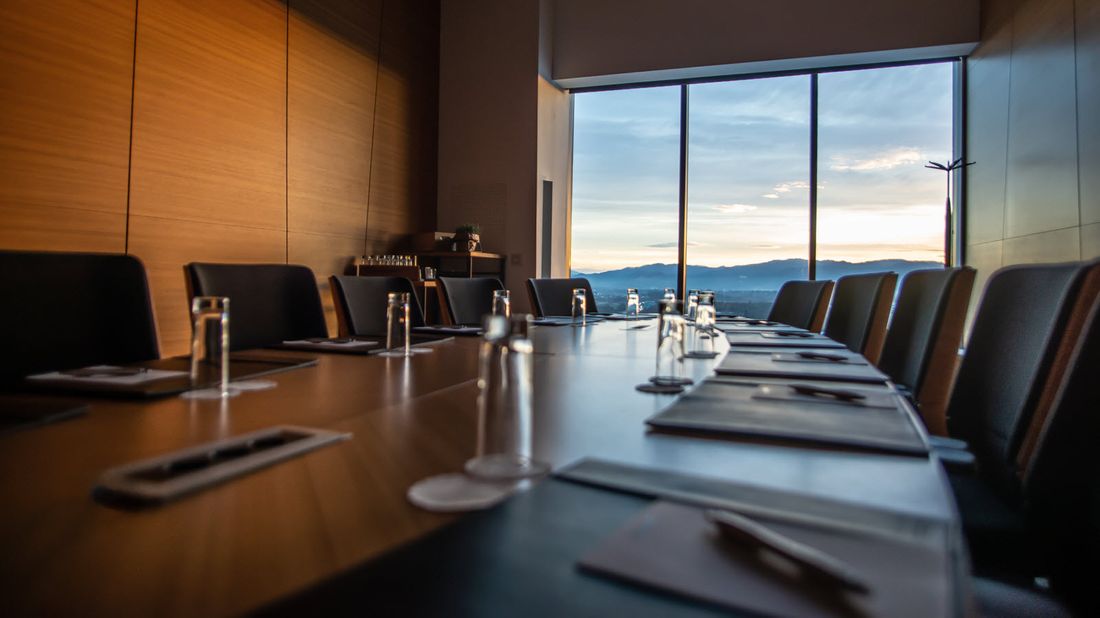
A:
[677, 84, 689, 299]
[809, 74, 819, 280]
[953, 58, 966, 267]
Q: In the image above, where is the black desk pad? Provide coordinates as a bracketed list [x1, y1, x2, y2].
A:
[0, 394, 88, 434]
[273, 332, 456, 354]
[724, 331, 847, 349]
[715, 348, 889, 384]
[647, 379, 928, 457]
[22, 353, 317, 398]
[259, 461, 963, 617]
[256, 479, 731, 618]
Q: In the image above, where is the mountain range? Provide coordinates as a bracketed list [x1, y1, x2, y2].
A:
[572, 258, 943, 291]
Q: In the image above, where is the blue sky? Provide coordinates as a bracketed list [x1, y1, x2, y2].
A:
[571, 62, 954, 273]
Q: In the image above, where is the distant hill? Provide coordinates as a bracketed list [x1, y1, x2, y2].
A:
[571, 258, 943, 291]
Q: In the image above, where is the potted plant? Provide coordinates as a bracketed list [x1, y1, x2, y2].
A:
[452, 223, 481, 252]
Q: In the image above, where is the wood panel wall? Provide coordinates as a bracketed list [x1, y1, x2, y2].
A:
[965, 0, 1100, 324]
[0, 0, 440, 356]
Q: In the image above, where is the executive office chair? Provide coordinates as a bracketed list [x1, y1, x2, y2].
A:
[437, 276, 503, 325]
[766, 279, 834, 331]
[821, 271, 897, 363]
[876, 267, 975, 434]
[525, 277, 599, 317]
[0, 251, 160, 384]
[329, 276, 425, 337]
[958, 270, 1100, 617]
[184, 263, 328, 350]
[936, 261, 1093, 573]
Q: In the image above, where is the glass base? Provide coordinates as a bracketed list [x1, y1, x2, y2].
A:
[378, 348, 433, 357]
[464, 454, 550, 481]
[636, 382, 684, 394]
[650, 375, 694, 386]
[406, 472, 519, 512]
[180, 386, 241, 400]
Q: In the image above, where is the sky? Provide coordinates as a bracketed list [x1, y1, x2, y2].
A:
[570, 62, 954, 274]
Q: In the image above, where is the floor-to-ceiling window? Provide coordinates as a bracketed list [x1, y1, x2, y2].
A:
[817, 63, 954, 278]
[571, 86, 681, 312]
[686, 76, 810, 317]
[570, 60, 958, 316]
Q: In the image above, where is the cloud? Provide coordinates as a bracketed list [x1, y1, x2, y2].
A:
[646, 241, 702, 248]
[772, 181, 810, 193]
[830, 147, 922, 172]
[713, 204, 758, 214]
[763, 193, 780, 199]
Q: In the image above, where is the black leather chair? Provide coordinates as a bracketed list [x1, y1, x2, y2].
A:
[952, 268, 1099, 615]
[0, 251, 159, 384]
[821, 271, 897, 362]
[938, 262, 1091, 576]
[330, 276, 425, 337]
[184, 263, 328, 350]
[525, 277, 598, 317]
[437, 277, 503, 325]
[877, 267, 975, 433]
[766, 279, 834, 330]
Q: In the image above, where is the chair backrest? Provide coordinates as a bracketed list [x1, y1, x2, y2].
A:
[437, 277, 503, 325]
[329, 276, 425, 337]
[185, 263, 328, 350]
[1020, 289, 1100, 610]
[0, 251, 159, 384]
[877, 267, 976, 433]
[821, 272, 897, 361]
[946, 261, 1087, 497]
[525, 278, 599, 317]
[766, 279, 834, 330]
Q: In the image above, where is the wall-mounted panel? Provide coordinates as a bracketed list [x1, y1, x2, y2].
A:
[128, 0, 289, 355]
[1003, 0, 1079, 237]
[287, 231, 363, 335]
[964, 0, 1013, 245]
[129, 216, 287, 355]
[288, 0, 380, 239]
[367, 0, 440, 253]
[288, 0, 383, 335]
[1078, 0, 1100, 225]
[0, 0, 135, 252]
[1081, 222, 1100, 258]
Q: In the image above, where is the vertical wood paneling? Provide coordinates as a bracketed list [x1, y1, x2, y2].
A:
[128, 0, 289, 355]
[366, 0, 440, 253]
[1, 0, 439, 356]
[288, 0, 382, 336]
[0, 0, 135, 252]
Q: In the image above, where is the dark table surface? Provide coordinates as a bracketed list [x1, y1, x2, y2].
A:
[0, 322, 960, 616]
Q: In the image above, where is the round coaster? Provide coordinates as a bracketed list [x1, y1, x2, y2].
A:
[465, 454, 550, 481]
[406, 473, 518, 512]
[683, 351, 720, 359]
[636, 382, 684, 394]
[180, 386, 241, 400]
[650, 376, 694, 386]
[231, 379, 277, 391]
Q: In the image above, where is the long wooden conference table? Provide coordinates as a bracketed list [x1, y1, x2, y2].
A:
[0, 323, 963, 616]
